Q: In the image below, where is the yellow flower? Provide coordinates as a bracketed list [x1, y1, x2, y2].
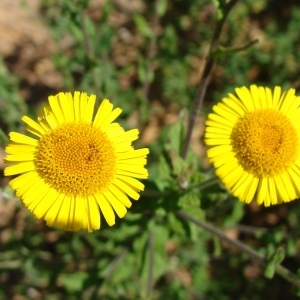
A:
[4, 92, 149, 232]
[205, 85, 300, 206]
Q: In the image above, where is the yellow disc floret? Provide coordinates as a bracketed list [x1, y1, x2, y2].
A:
[231, 109, 298, 177]
[35, 122, 116, 196]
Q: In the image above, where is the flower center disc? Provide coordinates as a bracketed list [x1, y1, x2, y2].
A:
[231, 109, 298, 177]
[35, 123, 116, 196]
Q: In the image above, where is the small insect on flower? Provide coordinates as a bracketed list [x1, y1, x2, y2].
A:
[4, 92, 149, 232]
[205, 85, 300, 206]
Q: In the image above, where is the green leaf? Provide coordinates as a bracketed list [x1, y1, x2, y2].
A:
[211, 0, 227, 19]
[154, 155, 174, 192]
[167, 212, 186, 234]
[0, 128, 8, 145]
[166, 120, 184, 155]
[59, 272, 88, 292]
[137, 56, 154, 84]
[140, 223, 169, 298]
[178, 191, 205, 241]
[211, 0, 223, 19]
[264, 247, 285, 279]
[178, 190, 201, 210]
[134, 14, 152, 38]
[155, 0, 168, 17]
[223, 201, 244, 227]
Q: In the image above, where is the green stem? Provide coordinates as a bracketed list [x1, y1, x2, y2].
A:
[0, 128, 9, 145]
[146, 229, 154, 297]
[143, 175, 220, 199]
[185, 175, 220, 192]
[103, 247, 129, 279]
[80, 11, 101, 99]
[176, 210, 300, 288]
[142, 0, 160, 100]
[181, 0, 240, 159]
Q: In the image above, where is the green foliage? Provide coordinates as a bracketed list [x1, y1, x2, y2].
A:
[264, 247, 285, 279]
[0, 58, 27, 133]
[1, 0, 300, 299]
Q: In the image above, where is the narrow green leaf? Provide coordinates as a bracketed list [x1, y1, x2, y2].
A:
[155, 0, 168, 17]
[59, 272, 88, 292]
[134, 14, 153, 38]
[264, 247, 285, 279]
[0, 128, 8, 145]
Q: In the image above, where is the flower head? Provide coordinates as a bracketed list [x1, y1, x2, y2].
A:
[4, 92, 149, 231]
[205, 85, 300, 206]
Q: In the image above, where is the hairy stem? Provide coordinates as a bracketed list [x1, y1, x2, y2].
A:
[146, 229, 154, 296]
[181, 0, 239, 159]
[103, 247, 129, 279]
[142, 1, 160, 100]
[80, 11, 101, 99]
[176, 210, 300, 288]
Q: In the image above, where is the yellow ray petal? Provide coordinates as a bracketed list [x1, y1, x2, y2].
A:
[113, 129, 139, 144]
[206, 145, 232, 158]
[235, 86, 255, 112]
[72, 196, 86, 231]
[274, 175, 290, 203]
[16, 177, 46, 203]
[205, 138, 231, 146]
[106, 123, 125, 139]
[48, 94, 65, 124]
[212, 105, 239, 123]
[117, 158, 147, 166]
[113, 178, 140, 200]
[109, 185, 132, 208]
[95, 193, 115, 226]
[116, 175, 144, 191]
[99, 108, 122, 130]
[114, 144, 134, 153]
[117, 148, 149, 160]
[207, 113, 236, 128]
[43, 106, 59, 129]
[5, 161, 35, 176]
[103, 190, 127, 218]
[279, 89, 296, 114]
[217, 164, 244, 190]
[256, 177, 269, 206]
[74, 91, 81, 122]
[5, 143, 36, 155]
[58, 92, 74, 122]
[268, 178, 278, 205]
[55, 195, 72, 230]
[212, 155, 236, 169]
[9, 132, 38, 146]
[223, 95, 246, 116]
[205, 126, 232, 135]
[258, 86, 270, 109]
[79, 92, 88, 121]
[87, 196, 100, 231]
[93, 99, 113, 127]
[25, 182, 53, 210]
[232, 172, 257, 203]
[44, 193, 65, 227]
[33, 188, 60, 219]
[265, 87, 273, 108]
[249, 85, 260, 109]
[4, 153, 34, 162]
[272, 86, 281, 108]
[22, 116, 46, 136]
[84, 94, 96, 123]
[9, 171, 38, 190]
[116, 169, 148, 179]
[279, 172, 297, 201]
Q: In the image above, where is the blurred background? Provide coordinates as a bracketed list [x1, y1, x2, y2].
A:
[1, 0, 300, 299]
